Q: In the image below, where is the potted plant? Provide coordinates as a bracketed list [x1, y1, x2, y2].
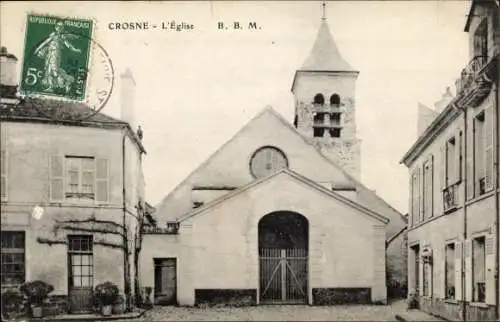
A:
[1, 289, 24, 320]
[112, 295, 126, 315]
[94, 282, 119, 316]
[20, 280, 54, 318]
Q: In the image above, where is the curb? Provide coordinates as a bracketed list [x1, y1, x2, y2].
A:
[35, 309, 147, 322]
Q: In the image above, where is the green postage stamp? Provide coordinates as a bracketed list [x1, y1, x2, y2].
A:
[20, 14, 94, 100]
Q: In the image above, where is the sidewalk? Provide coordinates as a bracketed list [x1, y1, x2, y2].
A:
[395, 309, 447, 322]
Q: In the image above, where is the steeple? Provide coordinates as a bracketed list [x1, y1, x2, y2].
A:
[291, 4, 361, 181]
[299, 19, 355, 72]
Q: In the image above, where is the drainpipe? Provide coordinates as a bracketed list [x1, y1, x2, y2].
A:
[494, 75, 499, 320]
[122, 128, 131, 310]
[462, 104, 468, 322]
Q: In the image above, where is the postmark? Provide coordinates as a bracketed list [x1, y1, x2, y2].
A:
[20, 14, 114, 121]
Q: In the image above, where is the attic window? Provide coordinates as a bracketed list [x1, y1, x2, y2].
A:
[313, 94, 325, 105]
[166, 222, 179, 234]
[329, 128, 341, 138]
[330, 94, 340, 106]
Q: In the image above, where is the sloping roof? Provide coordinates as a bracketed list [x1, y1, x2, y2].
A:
[154, 106, 406, 237]
[299, 20, 356, 72]
[464, 0, 498, 32]
[0, 97, 146, 153]
[178, 168, 389, 224]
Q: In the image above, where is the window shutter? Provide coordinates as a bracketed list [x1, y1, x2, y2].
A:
[429, 155, 434, 217]
[50, 155, 64, 201]
[454, 241, 463, 301]
[455, 130, 463, 182]
[467, 118, 475, 200]
[95, 158, 109, 203]
[418, 247, 424, 295]
[419, 167, 424, 222]
[409, 172, 413, 227]
[484, 106, 494, 191]
[1, 149, 6, 199]
[464, 239, 473, 302]
[485, 234, 496, 305]
[440, 145, 446, 190]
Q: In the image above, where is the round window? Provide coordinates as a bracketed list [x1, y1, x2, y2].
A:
[250, 146, 288, 179]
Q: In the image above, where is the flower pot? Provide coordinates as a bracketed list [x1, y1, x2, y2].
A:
[112, 302, 125, 315]
[101, 305, 112, 316]
[31, 305, 43, 318]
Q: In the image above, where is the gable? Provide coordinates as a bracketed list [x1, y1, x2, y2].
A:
[181, 169, 388, 225]
[155, 107, 354, 222]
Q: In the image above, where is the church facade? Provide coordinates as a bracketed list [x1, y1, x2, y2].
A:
[140, 18, 407, 307]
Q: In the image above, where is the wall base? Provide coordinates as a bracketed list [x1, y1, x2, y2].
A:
[312, 288, 372, 305]
[194, 289, 257, 307]
[419, 296, 496, 321]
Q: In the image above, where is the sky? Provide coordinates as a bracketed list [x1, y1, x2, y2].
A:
[1, 1, 471, 214]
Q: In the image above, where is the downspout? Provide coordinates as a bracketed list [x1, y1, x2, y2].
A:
[453, 101, 467, 321]
[122, 128, 131, 310]
[495, 75, 499, 320]
[462, 105, 468, 322]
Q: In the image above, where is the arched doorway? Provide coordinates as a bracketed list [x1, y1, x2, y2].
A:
[258, 211, 308, 304]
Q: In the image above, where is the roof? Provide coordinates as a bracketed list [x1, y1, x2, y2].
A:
[154, 106, 406, 237]
[178, 168, 390, 225]
[291, 19, 358, 92]
[299, 20, 356, 73]
[0, 97, 146, 153]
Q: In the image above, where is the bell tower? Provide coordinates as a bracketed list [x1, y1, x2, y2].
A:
[291, 8, 361, 180]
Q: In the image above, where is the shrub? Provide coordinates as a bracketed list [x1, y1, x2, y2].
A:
[20, 280, 54, 306]
[1, 289, 25, 319]
[94, 282, 119, 306]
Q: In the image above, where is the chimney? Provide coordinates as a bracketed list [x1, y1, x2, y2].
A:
[120, 68, 136, 129]
[0, 46, 19, 99]
[417, 103, 439, 137]
[434, 87, 454, 113]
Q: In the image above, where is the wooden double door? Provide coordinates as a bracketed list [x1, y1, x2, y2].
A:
[154, 258, 177, 305]
[259, 248, 308, 304]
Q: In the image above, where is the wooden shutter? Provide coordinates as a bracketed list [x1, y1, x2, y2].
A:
[455, 241, 463, 301]
[428, 155, 434, 217]
[1, 124, 7, 200]
[464, 239, 473, 302]
[409, 172, 413, 227]
[484, 106, 494, 191]
[440, 145, 446, 190]
[95, 158, 109, 203]
[467, 118, 475, 200]
[485, 234, 496, 305]
[455, 130, 463, 183]
[50, 155, 64, 201]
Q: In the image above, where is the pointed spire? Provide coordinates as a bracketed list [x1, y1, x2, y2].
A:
[299, 19, 355, 72]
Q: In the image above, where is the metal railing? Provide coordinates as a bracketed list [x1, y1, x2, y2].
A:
[455, 56, 487, 93]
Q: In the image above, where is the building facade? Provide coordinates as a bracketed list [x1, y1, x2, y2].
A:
[0, 47, 146, 314]
[400, 1, 499, 320]
[140, 17, 407, 307]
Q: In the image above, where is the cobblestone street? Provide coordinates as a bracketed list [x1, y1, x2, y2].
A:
[113, 300, 406, 321]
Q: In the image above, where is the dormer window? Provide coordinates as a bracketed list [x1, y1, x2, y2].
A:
[313, 93, 324, 105]
[473, 19, 488, 60]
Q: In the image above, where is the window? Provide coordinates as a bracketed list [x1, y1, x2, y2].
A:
[472, 236, 486, 303]
[329, 128, 341, 138]
[50, 156, 109, 202]
[68, 235, 93, 288]
[313, 93, 325, 105]
[66, 156, 95, 199]
[473, 19, 488, 60]
[422, 157, 433, 219]
[1, 231, 25, 288]
[474, 112, 486, 196]
[422, 248, 433, 297]
[1, 149, 6, 200]
[313, 128, 325, 138]
[330, 94, 340, 106]
[445, 243, 456, 299]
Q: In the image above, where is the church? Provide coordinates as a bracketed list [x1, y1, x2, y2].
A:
[140, 17, 407, 307]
